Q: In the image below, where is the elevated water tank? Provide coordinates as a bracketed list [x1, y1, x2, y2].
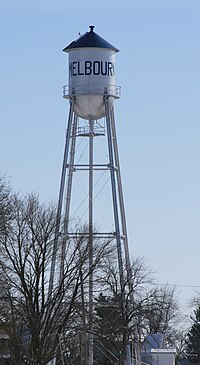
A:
[63, 25, 120, 120]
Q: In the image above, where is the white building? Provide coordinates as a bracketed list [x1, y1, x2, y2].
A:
[151, 348, 176, 365]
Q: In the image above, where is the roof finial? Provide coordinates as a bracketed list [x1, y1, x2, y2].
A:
[89, 25, 95, 32]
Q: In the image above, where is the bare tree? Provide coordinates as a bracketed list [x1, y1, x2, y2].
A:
[0, 193, 111, 365]
[0, 175, 13, 235]
[92, 255, 181, 364]
[0, 179, 183, 364]
[141, 285, 180, 343]
[92, 255, 154, 364]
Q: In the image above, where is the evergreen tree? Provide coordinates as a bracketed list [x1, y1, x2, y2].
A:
[186, 305, 200, 364]
[93, 292, 124, 365]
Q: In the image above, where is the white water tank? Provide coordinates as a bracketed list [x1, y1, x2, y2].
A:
[63, 26, 120, 120]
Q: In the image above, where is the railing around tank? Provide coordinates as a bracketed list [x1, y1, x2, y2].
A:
[77, 124, 105, 136]
[63, 84, 121, 99]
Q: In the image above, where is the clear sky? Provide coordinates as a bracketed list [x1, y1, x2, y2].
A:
[1, 0, 200, 318]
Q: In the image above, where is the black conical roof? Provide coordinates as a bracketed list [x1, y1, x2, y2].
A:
[63, 25, 119, 53]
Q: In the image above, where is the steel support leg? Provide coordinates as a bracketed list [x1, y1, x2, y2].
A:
[104, 94, 132, 365]
[110, 108, 141, 365]
[59, 113, 78, 283]
[48, 98, 75, 298]
[88, 119, 94, 365]
[110, 107, 132, 281]
[104, 95, 125, 296]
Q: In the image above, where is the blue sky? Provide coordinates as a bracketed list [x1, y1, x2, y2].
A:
[1, 0, 200, 317]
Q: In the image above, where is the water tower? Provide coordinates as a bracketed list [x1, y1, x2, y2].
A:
[49, 26, 135, 365]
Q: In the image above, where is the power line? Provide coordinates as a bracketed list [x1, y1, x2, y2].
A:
[156, 283, 200, 289]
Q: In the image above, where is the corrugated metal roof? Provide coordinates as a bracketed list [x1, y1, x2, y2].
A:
[63, 25, 119, 53]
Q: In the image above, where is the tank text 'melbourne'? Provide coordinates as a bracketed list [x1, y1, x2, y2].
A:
[69, 61, 115, 77]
